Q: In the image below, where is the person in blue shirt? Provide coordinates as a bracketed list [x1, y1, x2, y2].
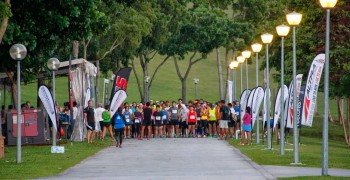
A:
[112, 107, 126, 148]
[233, 100, 240, 133]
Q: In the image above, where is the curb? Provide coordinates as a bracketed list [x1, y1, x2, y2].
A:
[228, 142, 276, 180]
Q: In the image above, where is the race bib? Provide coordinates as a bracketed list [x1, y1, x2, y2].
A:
[197, 117, 200, 121]
[135, 119, 140, 123]
[190, 115, 195, 119]
[156, 116, 161, 120]
[162, 115, 167, 120]
[172, 110, 177, 114]
[210, 114, 215, 118]
[126, 118, 130, 122]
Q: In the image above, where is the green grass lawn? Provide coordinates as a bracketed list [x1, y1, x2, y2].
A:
[229, 116, 350, 169]
[0, 139, 113, 180]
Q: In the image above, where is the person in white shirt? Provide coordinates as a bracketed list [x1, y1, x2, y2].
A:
[94, 103, 105, 138]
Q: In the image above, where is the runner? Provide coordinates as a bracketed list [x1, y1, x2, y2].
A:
[199, 104, 209, 138]
[208, 103, 217, 138]
[140, 102, 152, 140]
[219, 100, 229, 140]
[215, 101, 222, 137]
[153, 105, 163, 138]
[186, 105, 197, 138]
[168, 101, 180, 138]
[195, 102, 202, 137]
[240, 106, 252, 145]
[161, 104, 169, 138]
[133, 104, 143, 139]
[94, 103, 105, 139]
[123, 105, 133, 138]
[179, 104, 188, 138]
[112, 107, 126, 148]
[84, 100, 96, 144]
[131, 102, 137, 138]
[233, 101, 240, 134]
[101, 105, 115, 141]
[228, 103, 237, 139]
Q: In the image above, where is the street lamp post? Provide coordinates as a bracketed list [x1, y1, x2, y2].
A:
[237, 56, 245, 95]
[276, 24, 291, 156]
[193, 78, 199, 99]
[319, 0, 338, 176]
[9, 44, 27, 164]
[230, 61, 239, 100]
[261, 33, 273, 150]
[47, 58, 60, 147]
[251, 43, 262, 144]
[242, 50, 252, 91]
[287, 11, 303, 165]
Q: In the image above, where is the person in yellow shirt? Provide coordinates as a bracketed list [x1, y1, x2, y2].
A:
[199, 105, 209, 138]
[208, 103, 217, 138]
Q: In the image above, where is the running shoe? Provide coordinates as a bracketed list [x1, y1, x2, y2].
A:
[239, 142, 245, 146]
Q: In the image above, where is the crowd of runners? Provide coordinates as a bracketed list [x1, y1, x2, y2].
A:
[83, 98, 253, 148]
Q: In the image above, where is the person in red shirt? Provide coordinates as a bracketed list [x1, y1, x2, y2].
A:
[186, 105, 197, 138]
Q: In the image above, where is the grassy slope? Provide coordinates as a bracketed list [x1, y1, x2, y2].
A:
[13, 48, 338, 117]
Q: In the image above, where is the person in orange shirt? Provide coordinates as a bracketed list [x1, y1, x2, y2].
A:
[215, 101, 221, 137]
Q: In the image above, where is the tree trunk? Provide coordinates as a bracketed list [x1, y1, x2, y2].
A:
[37, 78, 45, 108]
[328, 108, 334, 122]
[347, 98, 350, 146]
[173, 52, 203, 103]
[182, 79, 187, 102]
[5, 69, 17, 108]
[224, 49, 230, 102]
[72, 41, 79, 59]
[131, 60, 144, 102]
[140, 54, 149, 103]
[95, 59, 100, 106]
[0, 0, 10, 43]
[217, 48, 223, 100]
[342, 98, 350, 145]
[338, 97, 343, 125]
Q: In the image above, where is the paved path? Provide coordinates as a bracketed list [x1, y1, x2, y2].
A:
[262, 165, 350, 178]
[44, 138, 350, 180]
[45, 138, 274, 180]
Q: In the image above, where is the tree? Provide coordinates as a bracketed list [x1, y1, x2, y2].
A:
[134, 0, 186, 102]
[0, 0, 11, 43]
[0, 0, 107, 107]
[160, 6, 230, 102]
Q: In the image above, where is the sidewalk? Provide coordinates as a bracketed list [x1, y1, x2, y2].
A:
[263, 165, 350, 178]
[42, 138, 350, 180]
[44, 138, 274, 180]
